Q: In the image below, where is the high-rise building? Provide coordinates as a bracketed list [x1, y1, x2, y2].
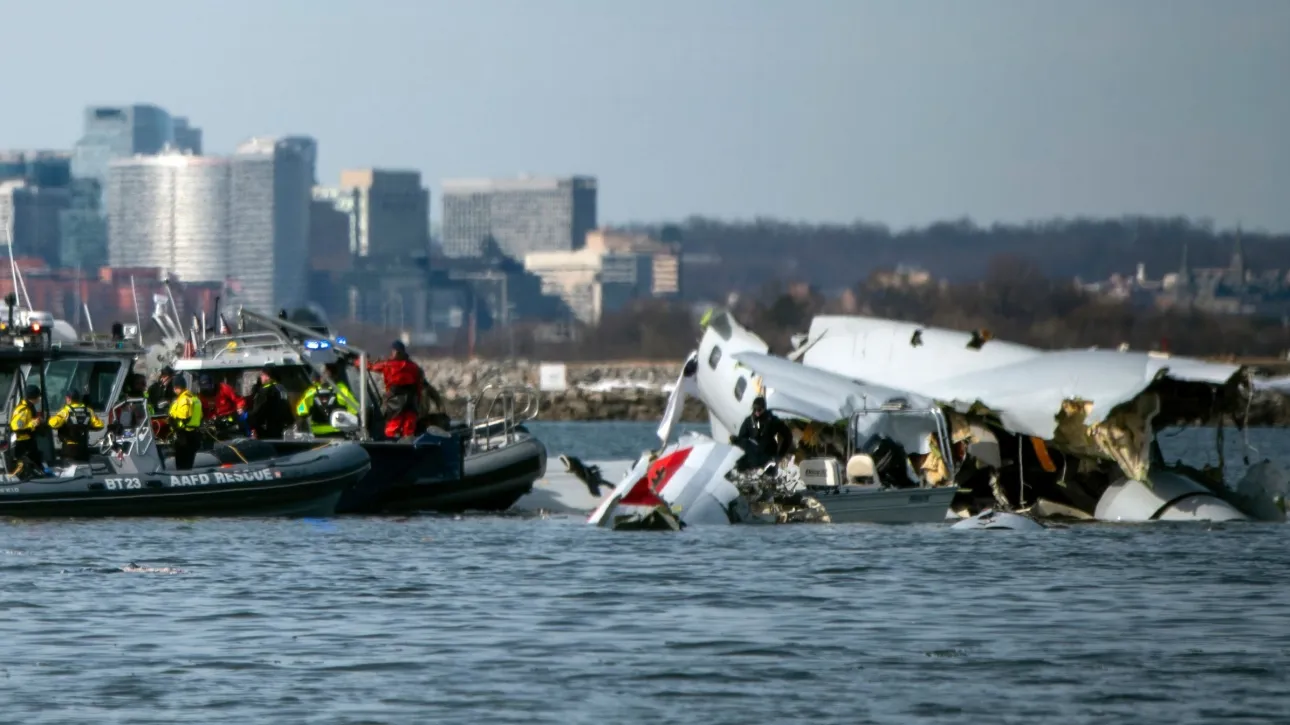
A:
[60, 178, 107, 269]
[336, 169, 430, 259]
[0, 151, 73, 266]
[72, 105, 175, 186]
[441, 175, 596, 259]
[106, 153, 231, 284]
[0, 180, 70, 266]
[228, 137, 315, 314]
[71, 104, 189, 272]
[105, 137, 316, 314]
[172, 117, 203, 155]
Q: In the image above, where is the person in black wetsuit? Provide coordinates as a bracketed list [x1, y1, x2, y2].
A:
[730, 396, 793, 463]
[146, 366, 177, 415]
[247, 366, 290, 440]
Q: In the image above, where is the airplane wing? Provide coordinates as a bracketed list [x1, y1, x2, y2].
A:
[731, 351, 942, 454]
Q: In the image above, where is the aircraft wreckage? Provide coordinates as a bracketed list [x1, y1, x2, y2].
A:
[577, 310, 1290, 531]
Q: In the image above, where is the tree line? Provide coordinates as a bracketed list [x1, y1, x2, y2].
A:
[475, 253, 1290, 360]
[616, 216, 1289, 303]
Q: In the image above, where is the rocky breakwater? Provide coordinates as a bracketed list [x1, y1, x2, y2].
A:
[414, 358, 708, 422]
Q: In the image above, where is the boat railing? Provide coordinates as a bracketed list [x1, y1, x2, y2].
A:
[463, 383, 541, 452]
[102, 397, 157, 459]
[199, 331, 297, 359]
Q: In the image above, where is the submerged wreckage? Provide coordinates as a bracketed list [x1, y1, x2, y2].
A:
[580, 310, 1290, 531]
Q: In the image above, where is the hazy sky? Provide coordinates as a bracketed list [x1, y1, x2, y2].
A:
[3, 0, 1287, 230]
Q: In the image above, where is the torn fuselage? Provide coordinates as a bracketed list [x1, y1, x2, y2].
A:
[789, 314, 1260, 521]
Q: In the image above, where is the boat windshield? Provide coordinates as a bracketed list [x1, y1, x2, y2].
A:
[203, 363, 316, 401]
[43, 359, 125, 412]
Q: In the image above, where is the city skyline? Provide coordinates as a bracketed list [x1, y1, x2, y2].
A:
[2, 0, 1288, 231]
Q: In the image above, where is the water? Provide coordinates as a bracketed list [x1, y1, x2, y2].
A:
[3, 422, 1290, 724]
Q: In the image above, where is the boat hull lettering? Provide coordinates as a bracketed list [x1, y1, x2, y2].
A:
[167, 468, 280, 487]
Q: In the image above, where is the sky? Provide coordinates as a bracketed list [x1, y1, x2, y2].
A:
[2, 0, 1288, 231]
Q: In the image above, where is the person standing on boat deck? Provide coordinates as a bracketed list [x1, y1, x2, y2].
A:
[364, 340, 423, 440]
[248, 366, 291, 440]
[297, 367, 360, 437]
[732, 396, 793, 460]
[168, 376, 203, 471]
[49, 390, 105, 463]
[8, 384, 45, 474]
[147, 366, 177, 414]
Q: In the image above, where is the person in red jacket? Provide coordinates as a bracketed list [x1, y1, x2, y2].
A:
[214, 375, 243, 418]
[366, 340, 424, 440]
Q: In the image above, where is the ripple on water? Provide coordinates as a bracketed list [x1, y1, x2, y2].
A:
[1, 423, 1290, 723]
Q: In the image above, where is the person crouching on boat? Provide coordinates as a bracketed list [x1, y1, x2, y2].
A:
[297, 366, 361, 437]
[366, 340, 424, 440]
[168, 376, 203, 471]
[8, 384, 46, 475]
[49, 390, 105, 463]
[730, 396, 793, 470]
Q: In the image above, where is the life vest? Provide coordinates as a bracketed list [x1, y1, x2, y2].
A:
[58, 404, 94, 448]
[309, 384, 339, 424]
[169, 390, 203, 431]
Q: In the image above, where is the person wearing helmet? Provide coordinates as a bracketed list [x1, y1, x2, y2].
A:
[8, 383, 45, 474]
[49, 390, 105, 463]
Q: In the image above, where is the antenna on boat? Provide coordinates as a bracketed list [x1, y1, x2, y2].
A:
[3, 222, 32, 311]
[73, 261, 83, 331]
[83, 302, 96, 337]
[129, 275, 145, 345]
[163, 278, 182, 332]
[210, 295, 220, 341]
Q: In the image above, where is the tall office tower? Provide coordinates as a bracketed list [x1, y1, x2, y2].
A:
[71, 104, 183, 270]
[337, 169, 430, 259]
[106, 153, 231, 284]
[172, 117, 203, 154]
[441, 175, 596, 259]
[72, 105, 175, 186]
[0, 151, 72, 266]
[228, 137, 315, 314]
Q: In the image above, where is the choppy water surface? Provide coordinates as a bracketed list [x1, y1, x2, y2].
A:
[2, 422, 1290, 724]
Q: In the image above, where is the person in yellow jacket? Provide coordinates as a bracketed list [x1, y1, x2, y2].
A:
[49, 390, 105, 463]
[167, 375, 203, 471]
[296, 367, 361, 437]
[8, 384, 45, 474]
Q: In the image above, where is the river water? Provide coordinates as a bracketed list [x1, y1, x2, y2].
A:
[3, 421, 1289, 724]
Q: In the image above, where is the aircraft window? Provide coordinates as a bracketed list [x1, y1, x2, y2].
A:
[708, 345, 722, 369]
[734, 376, 747, 401]
[707, 311, 733, 340]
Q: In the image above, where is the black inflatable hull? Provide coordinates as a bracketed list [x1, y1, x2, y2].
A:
[0, 442, 369, 518]
[266, 431, 547, 514]
[383, 435, 548, 514]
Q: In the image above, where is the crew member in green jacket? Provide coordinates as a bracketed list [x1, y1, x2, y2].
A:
[296, 366, 361, 437]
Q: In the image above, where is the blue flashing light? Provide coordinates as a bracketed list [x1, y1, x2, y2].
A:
[304, 339, 332, 350]
[335, 336, 347, 346]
